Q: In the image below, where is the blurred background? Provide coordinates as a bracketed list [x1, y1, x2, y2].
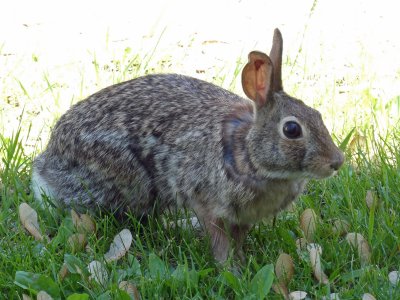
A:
[1, 0, 399, 152]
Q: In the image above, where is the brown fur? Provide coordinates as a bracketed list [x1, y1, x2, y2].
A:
[32, 29, 344, 262]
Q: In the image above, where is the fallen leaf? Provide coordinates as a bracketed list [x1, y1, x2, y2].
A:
[362, 293, 376, 300]
[289, 291, 307, 300]
[389, 270, 399, 286]
[104, 229, 133, 262]
[85, 244, 94, 254]
[88, 261, 108, 286]
[296, 237, 308, 252]
[119, 281, 141, 299]
[345, 233, 371, 266]
[19, 203, 45, 241]
[300, 209, 318, 242]
[307, 243, 329, 284]
[322, 293, 340, 300]
[365, 190, 378, 209]
[272, 283, 289, 300]
[71, 210, 96, 234]
[58, 263, 69, 281]
[68, 233, 87, 253]
[349, 133, 367, 151]
[332, 219, 350, 236]
[37, 291, 53, 300]
[80, 214, 96, 233]
[71, 209, 80, 224]
[285, 202, 297, 213]
[275, 253, 295, 284]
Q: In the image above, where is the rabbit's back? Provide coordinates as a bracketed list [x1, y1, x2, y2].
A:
[32, 74, 254, 216]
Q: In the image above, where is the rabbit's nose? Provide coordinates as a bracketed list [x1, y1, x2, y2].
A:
[330, 152, 344, 171]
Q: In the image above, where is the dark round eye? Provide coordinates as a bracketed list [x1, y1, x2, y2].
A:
[283, 121, 302, 139]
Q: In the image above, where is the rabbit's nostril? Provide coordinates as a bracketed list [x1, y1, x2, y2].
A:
[330, 161, 341, 171]
[330, 153, 344, 171]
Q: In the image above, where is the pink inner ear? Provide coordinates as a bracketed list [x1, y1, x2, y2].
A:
[254, 59, 267, 95]
[256, 82, 266, 92]
[254, 59, 264, 71]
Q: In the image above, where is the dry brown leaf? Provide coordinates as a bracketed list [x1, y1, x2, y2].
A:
[307, 243, 329, 284]
[104, 229, 133, 262]
[332, 219, 350, 236]
[365, 190, 378, 209]
[80, 214, 96, 233]
[19, 203, 45, 241]
[272, 283, 289, 300]
[68, 233, 87, 253]
[285, 202, 297, 213]
[85, 244, 94, 254]
[71, 209, 80, 225]
[275, 253, 295, 284]
[296, 237, 308, 252]
[389, 270, 399, 286]
[289, 291, 307, 300]
[37, 291, 53, 300]
[300, 208, 318, 242]
[349, 133, 367, 152]
[274, 252, 293, 299]
[58, 263, 69, 281]
[295, 237, 308, 260]
[88, 260, 108, 286]
[362, 293, 377, 300]
[71, 209, 96, 234]
[119, 280, 141, 299]
[345, 233, 371, 266]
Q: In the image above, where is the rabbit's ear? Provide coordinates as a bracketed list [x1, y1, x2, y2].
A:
[242, 51, 274, 108]
[269, 28, 283, 91]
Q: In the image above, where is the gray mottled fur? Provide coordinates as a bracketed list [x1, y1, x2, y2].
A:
[32, 29, 344, 262]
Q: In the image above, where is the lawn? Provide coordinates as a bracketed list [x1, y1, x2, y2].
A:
[1, 1, 400, 299]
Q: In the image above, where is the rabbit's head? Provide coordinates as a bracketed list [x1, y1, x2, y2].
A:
[242, 29, 344, 180]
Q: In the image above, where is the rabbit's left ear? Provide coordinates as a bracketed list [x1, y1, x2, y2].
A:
[241, 51, 273, 108]
[269, 28, 283, 92]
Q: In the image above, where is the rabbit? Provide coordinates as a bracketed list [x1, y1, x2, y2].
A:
[31, 28, 344, 263]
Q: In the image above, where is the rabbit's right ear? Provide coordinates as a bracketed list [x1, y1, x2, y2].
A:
[241, 51, 274, 108]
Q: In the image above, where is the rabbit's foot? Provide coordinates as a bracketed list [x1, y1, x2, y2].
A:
[206, 218, 230, 263]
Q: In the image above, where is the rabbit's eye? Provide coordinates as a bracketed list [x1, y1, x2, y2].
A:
[283, 121, 302, 139]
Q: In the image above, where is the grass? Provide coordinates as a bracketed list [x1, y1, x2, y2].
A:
[1, 28, 400, 299]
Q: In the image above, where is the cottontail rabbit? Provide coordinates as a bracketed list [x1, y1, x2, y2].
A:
[32, 29, 344, 262]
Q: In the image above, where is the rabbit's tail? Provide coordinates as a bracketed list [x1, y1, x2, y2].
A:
[31, 153, 57, 206]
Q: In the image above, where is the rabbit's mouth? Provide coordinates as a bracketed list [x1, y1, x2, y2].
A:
[304, 164, 341, 179]
[302, 149, 344, 179]
[310, 170, 337, 179]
